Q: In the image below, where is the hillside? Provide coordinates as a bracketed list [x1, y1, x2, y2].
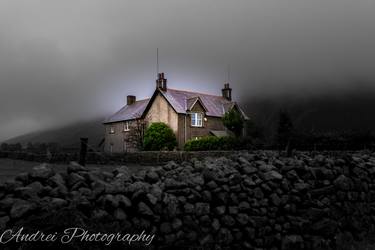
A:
[243, 90, 375, 139]
[3, 118, 105, 149]
[3, 90, 375, 149]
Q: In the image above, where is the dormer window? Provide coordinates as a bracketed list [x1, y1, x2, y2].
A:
[123, 121, 130, 131]
[191, 113, 203, 127]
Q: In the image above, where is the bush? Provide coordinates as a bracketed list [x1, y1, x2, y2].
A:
[184, 136, 253, 151]
[143, 122, 177, 151]
[222, 109, 244, 137]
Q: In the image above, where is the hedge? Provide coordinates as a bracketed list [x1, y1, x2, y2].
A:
[184, 136, 253, 151]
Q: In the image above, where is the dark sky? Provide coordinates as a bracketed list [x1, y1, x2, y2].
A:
[1, 0, 375, 142]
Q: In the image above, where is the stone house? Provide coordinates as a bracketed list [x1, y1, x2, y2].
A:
[103, 73, 249, 153]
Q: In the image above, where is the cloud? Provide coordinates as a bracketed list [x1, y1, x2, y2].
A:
[1, 0, 375, 141]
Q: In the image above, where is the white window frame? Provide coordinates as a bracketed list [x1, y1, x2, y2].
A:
[123, 121, 130, 131]
[110, 126, 115, 134]
[191, 112, 203, 127]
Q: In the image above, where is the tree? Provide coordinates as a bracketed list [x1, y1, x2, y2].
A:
[6, 143, 22, 152]
[276, 110, 294, 153]
[143, 122, 177, 151]
[26, 142, 34, 152]
[134, 118, 147, 150]
[222, 109, 244, 137]
[0, 143, 8, 151]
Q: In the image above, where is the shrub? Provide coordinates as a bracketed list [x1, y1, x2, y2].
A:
[143, 122, 177, 151]
[222, 109, 244, 137]
[276, 110, 294, 150]
[184, 136, 253, 151]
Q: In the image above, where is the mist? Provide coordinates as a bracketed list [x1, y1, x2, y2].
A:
[1, 0, 375, 142]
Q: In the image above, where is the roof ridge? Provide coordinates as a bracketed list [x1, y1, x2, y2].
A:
[134, 98, 150, 103]
[167, 88, 224, 98]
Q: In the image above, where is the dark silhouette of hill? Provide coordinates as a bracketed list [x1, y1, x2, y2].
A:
[3, 87, 375, 148]
[242, 88, 375, 139]
[3, 118, 105, 149]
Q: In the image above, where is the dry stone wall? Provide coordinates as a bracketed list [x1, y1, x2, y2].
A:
[0, 150, 240, 164]
[0, 151, 374, 249]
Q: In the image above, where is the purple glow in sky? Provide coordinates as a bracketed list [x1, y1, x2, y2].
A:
[1, 0, 375, 141]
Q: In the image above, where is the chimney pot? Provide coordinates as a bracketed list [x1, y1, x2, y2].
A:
[127, 95, 136, 105]
[222, 83, 232, 101]
[156, 72, 167, 91]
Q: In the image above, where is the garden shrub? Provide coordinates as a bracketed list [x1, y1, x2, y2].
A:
[184, 136, 253, 151]
[143, 122, 177, 151]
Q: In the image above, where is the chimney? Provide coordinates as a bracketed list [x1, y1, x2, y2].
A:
[127, 95, 136, 105]
[222, 83, 232, 101]
[156, 72, 167, 91]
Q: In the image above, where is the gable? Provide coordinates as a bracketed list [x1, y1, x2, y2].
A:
[144, 92, 178, 132]
[187, 96, 208, 113]
[190, 100, 206, 112]
[224, 102, 250, 120]
[142, 89, 179, 119]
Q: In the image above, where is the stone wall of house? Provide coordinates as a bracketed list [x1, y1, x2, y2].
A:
[145, 93, 179, 134]
[188, 116, 225, 139]
[177, 114, 226, 149]
[0, 151, 374, 249]
[103, 121, 141, 154]
[187, 101, 226, 141]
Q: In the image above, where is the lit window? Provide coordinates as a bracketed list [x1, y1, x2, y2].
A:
[191, 113, 203, 127]
[124, 121, 130, 131]
[110, 126, 115, 134]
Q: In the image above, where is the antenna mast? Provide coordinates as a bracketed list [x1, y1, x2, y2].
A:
[227, 64, 231, 82]
[157, 48, 159, 75]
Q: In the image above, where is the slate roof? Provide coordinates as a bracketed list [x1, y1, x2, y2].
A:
[160, 88, 248, 118]
[103, 99, 150, 124]
[186, 97, 199, 111]
[103, 88, 249, 124]
[186, 96, 208, 112]
[210, 130, 230, 137]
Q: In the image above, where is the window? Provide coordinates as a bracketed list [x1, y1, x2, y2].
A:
[191, 113, 203, 127]
[123, 140, 127, 152]
[110, 126, 115, 134]
[123, 121, 130, 131]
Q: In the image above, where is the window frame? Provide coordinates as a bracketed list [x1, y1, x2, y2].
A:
[109, 126, 115, 134]
[191, 112, 203, 127]
[123, 121, 130, 132]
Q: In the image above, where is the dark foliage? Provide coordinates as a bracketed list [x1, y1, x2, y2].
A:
[1, 142, 22, 152]
[276, 110, 294, 150]
[184, 136, 253, 151]
[222, 109, 244, 137]
[291, 130, 375, 151]
[143, 122, 177, 151]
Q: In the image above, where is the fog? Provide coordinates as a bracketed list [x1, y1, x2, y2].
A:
[1, 0, 375, 141]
